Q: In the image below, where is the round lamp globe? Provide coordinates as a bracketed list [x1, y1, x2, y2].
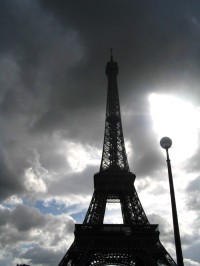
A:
[160, 137, 172, 149]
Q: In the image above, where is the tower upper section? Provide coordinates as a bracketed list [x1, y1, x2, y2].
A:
[100, 54, 130, 173]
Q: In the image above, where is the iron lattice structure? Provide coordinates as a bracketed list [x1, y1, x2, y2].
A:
[58, 55, 177, 266]
[100, 55, 129, 172]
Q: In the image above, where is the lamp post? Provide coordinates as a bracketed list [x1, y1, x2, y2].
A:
[160, 137, 184, 266]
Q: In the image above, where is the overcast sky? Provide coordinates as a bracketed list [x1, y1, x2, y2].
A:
[0, 1, 200, 265]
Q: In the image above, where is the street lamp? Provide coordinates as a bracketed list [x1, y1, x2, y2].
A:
[160, 137, 184, 266]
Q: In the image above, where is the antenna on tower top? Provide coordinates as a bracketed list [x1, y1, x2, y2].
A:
[110, 48, 113, 61]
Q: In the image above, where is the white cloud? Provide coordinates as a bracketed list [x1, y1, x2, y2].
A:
[3, 195, 23, 206]
[63, 141, 101, 172]
[184, 258, 200, 266]
[24, 167, 47, 193]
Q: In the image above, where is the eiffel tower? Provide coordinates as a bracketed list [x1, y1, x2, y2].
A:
[58, 52, 177, 266]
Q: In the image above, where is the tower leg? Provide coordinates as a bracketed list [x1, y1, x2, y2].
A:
[83, 190, 106, 224]
[120, 190, 149, 224]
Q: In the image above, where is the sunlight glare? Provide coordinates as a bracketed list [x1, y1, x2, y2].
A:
[149, 93, 200, 163]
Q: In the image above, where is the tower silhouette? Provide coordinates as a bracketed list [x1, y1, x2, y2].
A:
[58, 54, 177, 266]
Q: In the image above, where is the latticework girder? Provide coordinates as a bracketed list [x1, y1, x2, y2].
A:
[83, 174, 149, 225]
[100, 56, 129, 172]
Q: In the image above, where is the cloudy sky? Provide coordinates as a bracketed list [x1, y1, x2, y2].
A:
[0, 0, 200, 265]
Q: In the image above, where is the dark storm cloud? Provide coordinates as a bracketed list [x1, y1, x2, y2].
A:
[38, 0, 200, 90]
[30, 0, 200, 158]
[1, 0, 200, 140]
[0, 147, 23, 200]
[0, 0, 84, 119]
[0, 0, 199, 203]
[0, 0, 199, 205]
[0, 1, 45, 84]
[1, 0, 200, 132]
